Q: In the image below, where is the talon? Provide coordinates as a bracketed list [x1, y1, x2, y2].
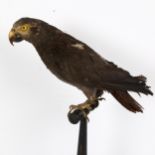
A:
[69, 104, 89, 121]
[81, 111, 89, 121]
[69, 97, 102, 121]
[98, 97, 105, 101]
[69, 105, 80, 114]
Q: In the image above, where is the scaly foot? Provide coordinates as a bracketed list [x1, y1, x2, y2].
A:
[69, 97, 103, 120]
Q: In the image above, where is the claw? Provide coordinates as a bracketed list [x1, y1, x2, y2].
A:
[81, 111, 89, 121]
[69, 104, 78, 113]
[69, 101, 90, 121]
[69, 104, 89, 121]
[69, 97, 103, 121]
[98, 97, 105, 101]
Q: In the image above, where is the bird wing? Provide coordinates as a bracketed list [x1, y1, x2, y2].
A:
[52, 32, 152, 95]
[58, 33, 131, 83]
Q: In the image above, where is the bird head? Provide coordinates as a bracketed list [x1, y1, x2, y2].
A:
[9, 18, 44, 45]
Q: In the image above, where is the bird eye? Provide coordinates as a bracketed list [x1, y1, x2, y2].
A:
[21, 24, 29, 31]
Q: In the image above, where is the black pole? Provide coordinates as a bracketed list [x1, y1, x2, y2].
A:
[77, 117, 87, 155]
[68, 109, 87, 155]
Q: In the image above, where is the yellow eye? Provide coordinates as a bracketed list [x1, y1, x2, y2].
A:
[21, 24, 29, 31]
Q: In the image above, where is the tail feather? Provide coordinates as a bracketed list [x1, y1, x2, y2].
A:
[105, 75, 153, 96]
[123, 75, 153, 95]
[111, 91, 143, 113]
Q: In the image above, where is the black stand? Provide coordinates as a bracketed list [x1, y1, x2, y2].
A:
[77, 117, 87, 155]
[68, 101, 99, 155]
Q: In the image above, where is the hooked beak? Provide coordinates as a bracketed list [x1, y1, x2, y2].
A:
[9, 29, 23, 46]
[9, 30, 15, 45]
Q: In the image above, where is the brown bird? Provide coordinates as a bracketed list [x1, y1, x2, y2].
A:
[9, 17, 153, 114]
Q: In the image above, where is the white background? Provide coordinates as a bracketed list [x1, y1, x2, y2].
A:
[0, 0, 155, 155]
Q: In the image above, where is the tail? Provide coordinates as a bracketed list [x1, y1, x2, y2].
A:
[105, 75, 153, 96]
[108, 75, 153, 113]
[123, 75, 153, 95]
[111, 91, 143, 113]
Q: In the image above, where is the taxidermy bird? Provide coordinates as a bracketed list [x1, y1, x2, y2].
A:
[9, 17, 153, 114]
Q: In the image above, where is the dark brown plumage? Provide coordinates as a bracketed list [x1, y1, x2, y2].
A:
[9, 17, 153, 113]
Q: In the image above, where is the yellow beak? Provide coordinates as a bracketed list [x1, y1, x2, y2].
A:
[9, 29, 23, 45]
[9, 30, 15, 46]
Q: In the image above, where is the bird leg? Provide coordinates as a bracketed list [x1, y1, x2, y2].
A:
[69, 97, 103, 120]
